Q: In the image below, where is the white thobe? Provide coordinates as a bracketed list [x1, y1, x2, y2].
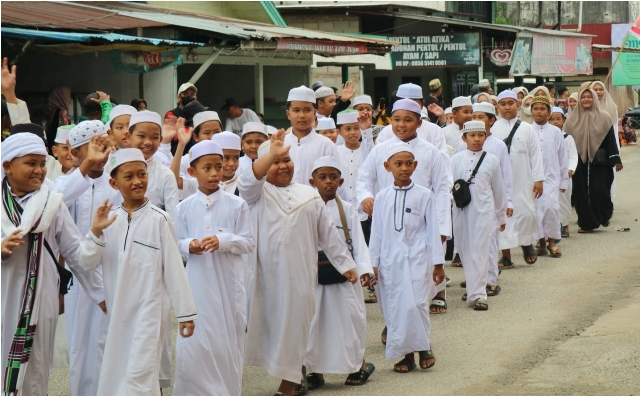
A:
[533, 123, 568, 240]
[155, 143, 174, 168]
[6, 98, 31, 124]
[239, 172, 356, 383]
[356, 136, 452, 238]
[337, 144, 369, 222]
[238, 155, 253, 175]
[304, 199, 372, 374]
[45, 156, 66, 182]
[490, 118, 545, 249]
[54, 171, 119, 396]
[220, 174, 240, 195]
[173, 189, 254, 396]
[369, 182, 445, 359]
[377, 121, 448, 158]
[2, 188, 101, 396]
[442, 123, 464, 152]
[78, 200, 197, 396]
[457, 134, 514, 285]
[560, 134, 578, 225]
[451, 150, 507, 302]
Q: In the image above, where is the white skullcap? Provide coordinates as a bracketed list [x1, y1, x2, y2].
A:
[1, 133, 48, 178]
[478, 79, 491, 88]
[242, 122, 269, 138]
[129, 111, 162, 130]
[444, 107, 452, 115]
[452, 96, 472, 108]
[386, 142, 414, 160]
[288, 86, 316, 103]
[498, 90, 518, 102]
[69, 120, 107, 149]
[212, 131, 241, 151]
[55, 124, 75, 144]
[462, 120, 486, 134]
[265, 125, 278, 135]
[337, 110, 359, 125]
[257, 140, 271, 159]
[391, 98, 422, 115]
[311, 156, 342, 175]
[188, 140, 223, 164]
[107, 105, 137, 128]
[105, 148, 146, 176]
[316, 117, 336, 130]
[194, 111, 221, 129]
[472, 102, 495, 115]
[352, 95, 373, 108]
[551, 106, 565, 115]
[177, 82, 197, 96]
[396, 83, 423, 99]
[315, 86, 335, 99]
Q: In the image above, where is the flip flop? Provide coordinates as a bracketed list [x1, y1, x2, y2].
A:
[486, 285, 501, 297]
[549, 246, 562, 258]
[345, 363, 375, 386]
[473, 298, 488, 311]
[498, 256, 515, 269]
[521, 245, 537, 264]
[393, 357, 416, 373]
[418, 350, 436, 370]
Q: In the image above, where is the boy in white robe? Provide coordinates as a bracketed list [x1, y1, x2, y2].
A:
[356, 99, 451, 316]
[316, 116, 339, 143]
[530, 96, 568, 257]
[1, 134, 100, 396]
[451, 121, 507, 310]
[78, 148, 197, 396]
[240, 129, 357, 396]
[492, 90, 545, 268]
[550, 107, 578, 238]
[47, 125, 75, 181]
[238, 122, 271, 174]
[53, 121, 118, 396]
[178, 111, 223, 178]
[213, 131, 243, 195]
[106, 105, 137, 150]
[369, 142, 445, 372]
[173, 141, 255, 396]
[303, 156, 375, 390]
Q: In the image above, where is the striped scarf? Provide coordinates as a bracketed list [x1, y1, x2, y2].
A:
[2, 178, 44, 396]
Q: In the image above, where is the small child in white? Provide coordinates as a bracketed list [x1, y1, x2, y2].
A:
[173, 140, 254, 396]
[369, 142, 445, 373]
[316, 117, 338, 143]
[47, 125, 75, 181]
[78, 148, 196, 396]
[304, 156, 375, 391]
[450, 121, 507, 310]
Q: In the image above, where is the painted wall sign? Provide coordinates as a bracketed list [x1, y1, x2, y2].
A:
[390, 32, 480, 68]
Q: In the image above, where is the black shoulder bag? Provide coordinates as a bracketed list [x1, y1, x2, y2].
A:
[317, 197, 353, 285]
[452, 152, 487, 209]
[44, 239, 74, 295]
[503, 120, 521, 154]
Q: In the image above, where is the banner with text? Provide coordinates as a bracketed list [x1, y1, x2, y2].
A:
[276, 39, 368, 55]
[110, 50, 183, 73]
[390, 32, 480, 68]
[530, 34, 593, 76]
[611, 23, 640, 86]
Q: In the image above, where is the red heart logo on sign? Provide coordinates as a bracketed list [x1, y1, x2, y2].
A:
[490, 49, 512, 66]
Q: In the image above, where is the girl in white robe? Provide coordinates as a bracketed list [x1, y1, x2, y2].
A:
[530, 98, 568, 257]
[451, 121, 507, 310]
[369, 142, 445, 373]
[240, 131, 357, 396]
[172, 140, 255, 396]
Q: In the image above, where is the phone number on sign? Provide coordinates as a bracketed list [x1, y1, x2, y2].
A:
[395, 60, 448, 67]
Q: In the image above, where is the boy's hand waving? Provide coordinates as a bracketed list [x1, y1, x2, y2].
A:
[91, 200, 117, 237]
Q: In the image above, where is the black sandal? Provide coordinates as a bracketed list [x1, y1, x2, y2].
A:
[393, 357, 416, 373]
[418, 350, 436, 370]
[521, 245, 537, 265]
[305, 373, 325, 390]
[486, 285, 501, 297]
[381, 326, 387, 346]
[498, 256, 515, 270]
[345, 362, 375, 386]
[450, 253, 462, 267]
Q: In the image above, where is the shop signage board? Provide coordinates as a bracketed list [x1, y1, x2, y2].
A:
[390, 32, 480, 68]
[276, 39, 368, 55]
[611, 23, 640, 86]
[510, 33, 592, 76]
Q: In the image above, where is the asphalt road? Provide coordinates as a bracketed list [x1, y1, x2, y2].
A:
[48, 144, 640, 395]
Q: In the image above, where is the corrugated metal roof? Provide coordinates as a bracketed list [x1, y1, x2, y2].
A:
[1, 26, 203, 46]
[276, 1, 446, 12]
[0, 1, 167, 30]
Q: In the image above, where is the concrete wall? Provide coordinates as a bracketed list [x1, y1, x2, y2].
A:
[152, 1, 273, 24]
[495, 1, 632, 26]
[283, 15, 360, 33]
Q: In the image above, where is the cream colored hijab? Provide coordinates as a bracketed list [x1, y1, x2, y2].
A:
[579, 81, 592, 91]
[532, 86, 553, 102]
[590, 81, 618, 126]
[565, 88, 614, 162]
[519, 94, 534, 124]
[568, 92, 579, 112]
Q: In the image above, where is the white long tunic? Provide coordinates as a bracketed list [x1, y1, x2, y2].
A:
[533, 122, 568, 240]
[337, 145, 369, 222]
[78, 201, 197, 396]
[45, 156, 66, 182]
[54, 171, 119, 396]
[451, 150, 507, 302]
[304, 198, 372, 374]
[490, 118, 545, 249]
[2, 188, 100, 396]
[173, 189, 254, 396]
[239, 171, 356, 383]
[560, 134, 578, 225]
[369, 182, 444, 359]
[356, 136, 452, 238]
[442, 123, 464, 152]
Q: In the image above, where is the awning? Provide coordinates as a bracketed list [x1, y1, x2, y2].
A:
[1, 27, 204, 47]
